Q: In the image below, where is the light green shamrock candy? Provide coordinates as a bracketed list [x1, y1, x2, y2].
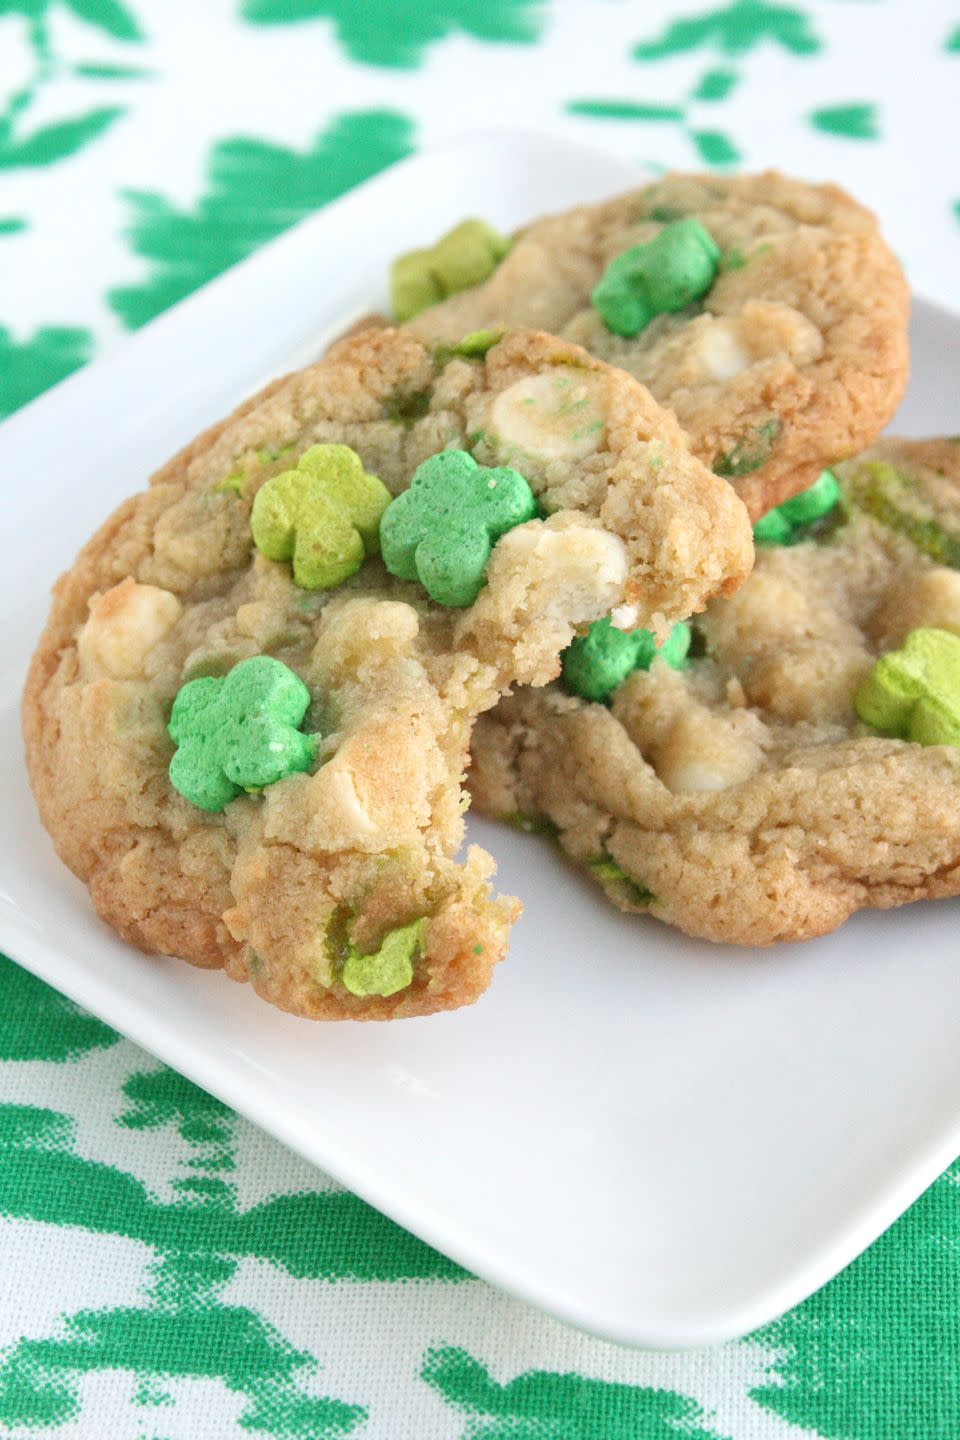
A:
[561, 615, 691, 702]
[341, 918, 424, 998]
[380, 449, 537, 607]
[855, 628, 960, 747]
[391, 219, 511, 322]
[251, 443, 391, 590]
[168, 656, 316, 812]
[591, 218, 721, 338]
[753, 469, 841, 545]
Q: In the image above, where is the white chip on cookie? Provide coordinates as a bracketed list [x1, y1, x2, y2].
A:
[78, 578, 181, 679]
[489, 369, 609, 460]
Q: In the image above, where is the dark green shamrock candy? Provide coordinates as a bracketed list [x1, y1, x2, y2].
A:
[753, 468, 841, 545]
[168, 656, 316, 812]
[591, 218, 721, 338]
[561, 615, 691, 702]
[379, 449, 537, 607]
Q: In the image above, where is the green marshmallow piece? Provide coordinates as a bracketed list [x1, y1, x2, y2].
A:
[855, 628, 960, 747]
[341, 918, 423, 998]
[391, 219, 511, 323]
[591, 219, 721, 339]
[752, 509, 794, 546]
[843, 460, 960, 568]
[392, 252, 443, 325]
[380, 449, 537, 607]
[168, 656, 316, 813]
[561, 616, 691, 702]
[251, 443, 391, 591]
[753, 469, 841, 546]
[777, 469, 841, 526]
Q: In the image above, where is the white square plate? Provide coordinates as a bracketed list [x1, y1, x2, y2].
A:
[2, 132, 959, 1349]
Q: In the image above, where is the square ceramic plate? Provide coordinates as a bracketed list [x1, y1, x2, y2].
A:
[2, 132, 959, 1350]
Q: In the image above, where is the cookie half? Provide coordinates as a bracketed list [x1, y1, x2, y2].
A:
[470, 439, 960, 946]
[404, 173, 910, 520]
[24, 328, 752, 1018]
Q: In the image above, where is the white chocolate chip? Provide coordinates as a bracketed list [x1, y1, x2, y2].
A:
[654, 709, 762, 794]
[458, 515, 629, 687]
[872, 567, 960, 650]
[78, 578, 181, 679]
[486, 518, 628, 625]
[695, 318, 752, 382]
[490, 368, 609, 460]
[324, 766, 379, 837]
[610, 603, 639, 631]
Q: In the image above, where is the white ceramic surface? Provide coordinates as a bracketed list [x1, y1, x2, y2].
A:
[2, 132, 959, 1350]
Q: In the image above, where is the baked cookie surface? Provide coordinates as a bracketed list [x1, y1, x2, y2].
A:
[23, 327, 752, 1019]
[404, 173, 910, 519]
[470, 439, 960, 946]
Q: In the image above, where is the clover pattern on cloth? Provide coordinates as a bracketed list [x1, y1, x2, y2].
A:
[3, 0, 960, 1435]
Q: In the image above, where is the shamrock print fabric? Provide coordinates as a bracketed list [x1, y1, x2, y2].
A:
[2, 0, 960, 1434]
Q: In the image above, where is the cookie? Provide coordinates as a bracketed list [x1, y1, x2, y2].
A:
[401, 173, 910, 520]
[23, 327, 752, 1019]
[470, 440, 960, 947]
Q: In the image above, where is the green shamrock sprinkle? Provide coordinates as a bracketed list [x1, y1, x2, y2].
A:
[561, 616, 691, 702]
[507, 812, 560, 839]
[391, 219, 511, 322]
[713, 418, 782, 478]
[591, 219, 720, 338]
[251, 443, 391, 591]
[587, 857, 654, 908]
[341, 918, 424, 998]
[855, 628, 960, 747]
[383, 386, 432, 428]
[844, 460, 960, 569]
[168, 656, 316, 812]
[380, 449, 537, 607]
[433, 328, 505, 367]
[212, 471, 246, 496]
[753, 469, 841, 545]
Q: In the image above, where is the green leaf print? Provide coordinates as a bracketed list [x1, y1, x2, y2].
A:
[0, 1, 50, 15]
[73, 60, 152, 77]
[0, 0, 141, 171]
[689, 127, 742, 165]
[240, 0, 545, 68]
[0, 216, 26, 233]
[566, 99, 685, 122]
[0, 1068, 461, 1435]
[109, 108, 414, 328]
[0, 327, 93, 417]
[692, 66, 738, 100]
[0, 958, 117, 1060]
[0, 1291, 367, 1435]
[421, 1347, 730, 1439]
[0, 1079, 468, 1281]
[750, 1161, 960, 1440]
[565, 95, 744, 171]
[62, 0, 142, 40]
[633, 0, 821, 59]
[0, 105, 125, 167]
[810, 102, 878, 139]
[946, 24, 960, 51]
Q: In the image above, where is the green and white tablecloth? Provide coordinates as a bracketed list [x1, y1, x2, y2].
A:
[2, 2, 959, 1435]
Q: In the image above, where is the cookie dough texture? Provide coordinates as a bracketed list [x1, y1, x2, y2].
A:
[24, 327, 752, 1019]
[407, 172, 910, 520]
[470, 440, 960, 947]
